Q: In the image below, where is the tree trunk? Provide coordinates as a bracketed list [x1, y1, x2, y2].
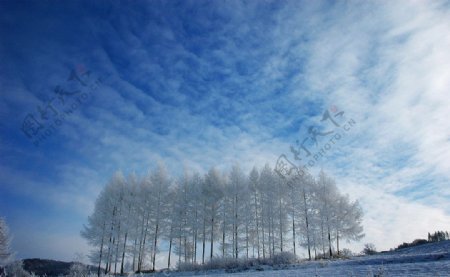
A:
[292, 214, 296, 256]
[302, 189, 311, 260]
[254, 193, 260, 259]
[138, 213, 150, 272]
[279, 196, 283, 252]
[152, 222, 159, 271]
[120, 231, 128, 274]
[222, 210, 226, 258]
[336, 230, 340, 256]
[210, 207, 215, 260]
[202, 217, 206, 264]
[105, 206, 116, 274]
[271, 214, 275, 256]
[114, 222, 121, 274]
[246, 222, 249, 259]
[235, 194, 238, 259]
[168, 224, 173, 268]
[328, 231, 332, 258]
[194, 208, 198, 263]
[97, 221, 106, 277]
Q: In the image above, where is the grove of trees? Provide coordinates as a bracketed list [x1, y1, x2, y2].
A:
[81, 163, 364, 275]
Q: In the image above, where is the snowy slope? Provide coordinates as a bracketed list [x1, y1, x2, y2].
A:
[150, 241, 450, 276]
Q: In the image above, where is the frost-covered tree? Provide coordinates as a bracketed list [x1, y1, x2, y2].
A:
[68, 262, 89, 277]
[316, 170, 339, 257]
[0, 217, 13, 274]
[82, 171, 137, 275]
[203, 168, 224, 261]
[248, 167, 261, 258]
[82, 163, 364, 272]
[189, 173, 203, 263]
[5, 261, 30, 277]
[334, 195, 364, 255]
[172, 171, 195, 265]
[81, 183, 110, 276]
[228, 165, 248, 259]
[300, 174, 315, 260]
[149, 164, 171, 271]
[165, 183, 180, 268]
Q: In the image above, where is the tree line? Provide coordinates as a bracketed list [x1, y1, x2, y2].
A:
[428, 231, 449, 242]
[81, 163, 364, 275]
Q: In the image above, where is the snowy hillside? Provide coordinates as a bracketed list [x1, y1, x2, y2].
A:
[150, 241, 450, 277]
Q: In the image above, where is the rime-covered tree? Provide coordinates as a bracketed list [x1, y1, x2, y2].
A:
[334, 195, 364, 254]
[149, 164, 171, 271]
[203, 168, 224, 260]
[81, 176, 116, 276]
[82, 163, 364, 272]
[0, 217, 12, 272]
[248, 167, 261, 258]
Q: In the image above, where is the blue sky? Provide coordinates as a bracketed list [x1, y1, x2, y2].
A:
[1, 0, 450, 264]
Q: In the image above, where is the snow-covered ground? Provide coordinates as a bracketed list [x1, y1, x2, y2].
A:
[150, 241, 450, 277]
